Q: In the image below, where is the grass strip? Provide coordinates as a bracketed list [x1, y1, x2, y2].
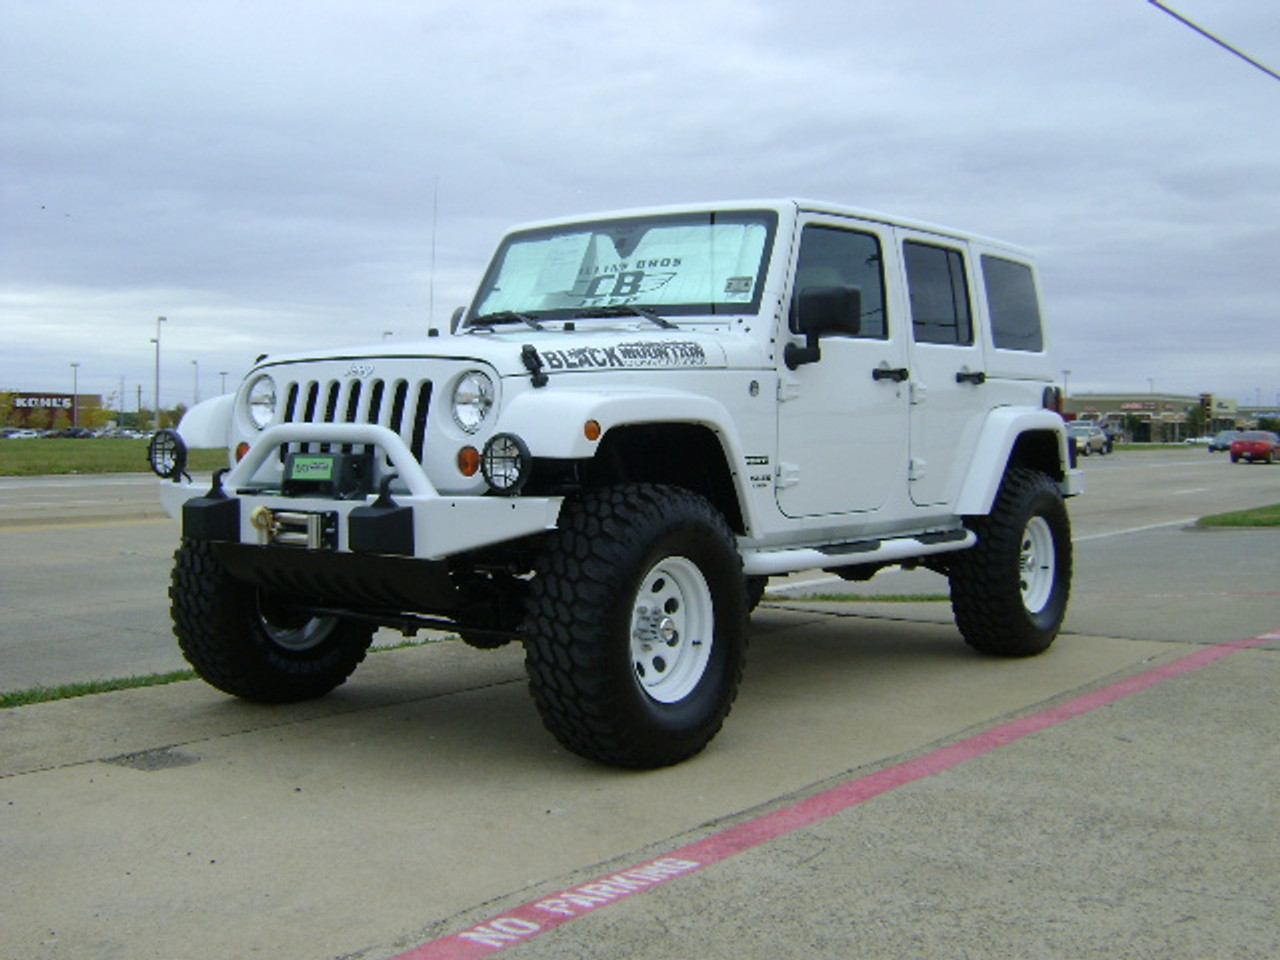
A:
[0, 636, 456, 708]
[1, 670, 198, 708]
[0, 439, 228, 476]
[1197, 503, 1280, 528]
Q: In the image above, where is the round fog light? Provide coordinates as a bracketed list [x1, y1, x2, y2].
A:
[481, 433, 531, 495]
[147, 428, 188, 480]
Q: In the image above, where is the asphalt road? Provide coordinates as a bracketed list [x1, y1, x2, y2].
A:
[2, 450, 1277, 690]
[1, 450, 1278, 960]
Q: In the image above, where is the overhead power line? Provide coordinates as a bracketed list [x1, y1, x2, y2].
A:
[1148, 1, 1280, 82]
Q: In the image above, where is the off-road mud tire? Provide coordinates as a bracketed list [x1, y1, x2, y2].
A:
[171, 538, 375, 702]
[949, 468, 1072, 657]
[523, 484, 748, 768]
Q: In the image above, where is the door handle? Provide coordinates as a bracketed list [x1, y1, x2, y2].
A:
[955, 370, 987, 385]
[872, 367, 910, 383]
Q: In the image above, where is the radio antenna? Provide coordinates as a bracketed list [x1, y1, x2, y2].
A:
[428, 175, 439, 325]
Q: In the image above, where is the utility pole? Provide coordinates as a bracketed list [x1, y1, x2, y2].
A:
[70, 362, 80, 427]
[152, 315, 166, 429]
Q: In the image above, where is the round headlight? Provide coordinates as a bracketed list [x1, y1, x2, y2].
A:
[452, 370, 494, 433]
[246, 374, 277, 431]
[482, 433, 531, 495]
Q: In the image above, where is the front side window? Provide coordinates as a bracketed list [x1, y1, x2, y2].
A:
[982, 255, 1044, 352]
[468, 211, 777, 322]
[789, 225, 886, 338]
[904, 241, 973, 345]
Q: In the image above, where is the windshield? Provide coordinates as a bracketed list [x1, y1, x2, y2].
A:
[468, 210, 777, 324]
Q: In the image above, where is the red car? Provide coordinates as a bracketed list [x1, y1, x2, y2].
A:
[1229, 430, 1280, 464]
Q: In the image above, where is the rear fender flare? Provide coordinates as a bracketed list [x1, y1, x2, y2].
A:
[953, 408, 1070, 515]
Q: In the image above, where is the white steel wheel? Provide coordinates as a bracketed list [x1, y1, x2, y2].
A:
[630, 556, 715, 704]
[1019, 515, 1056, 615]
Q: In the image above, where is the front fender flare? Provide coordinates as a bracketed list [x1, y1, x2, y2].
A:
[497, 388, 744, 461]
[175, 394, 234, 449]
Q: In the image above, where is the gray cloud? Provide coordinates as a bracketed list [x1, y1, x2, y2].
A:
[3, 0, 1278, 409]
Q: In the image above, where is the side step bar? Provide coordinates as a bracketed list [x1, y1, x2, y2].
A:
[741, 528, 974, 577]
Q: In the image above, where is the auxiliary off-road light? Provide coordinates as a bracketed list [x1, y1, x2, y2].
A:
[481, 433, 532, 495]
[147, 428, 188, 480]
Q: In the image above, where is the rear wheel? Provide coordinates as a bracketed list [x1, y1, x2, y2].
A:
[171, 539, 374, 701]
[523, 485, 747, 768]
[949, 468, 1072, 657]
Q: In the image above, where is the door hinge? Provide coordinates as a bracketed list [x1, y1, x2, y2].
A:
[777, 462, 801, 489]
[909, 457, 927, 481]
[910, 381, 927, 405]
[777, 379, 801, 402]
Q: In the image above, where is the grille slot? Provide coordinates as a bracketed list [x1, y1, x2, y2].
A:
[273, 376, 433, 467]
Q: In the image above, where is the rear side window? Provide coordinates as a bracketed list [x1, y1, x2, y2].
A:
[904, 241, 973, 345]
[982, 255, 1044, 352]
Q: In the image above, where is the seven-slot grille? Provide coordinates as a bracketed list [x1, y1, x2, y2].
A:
[276, 377, 433, 464]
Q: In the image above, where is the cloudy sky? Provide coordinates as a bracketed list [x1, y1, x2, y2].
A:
[2, 0, 1278, 412]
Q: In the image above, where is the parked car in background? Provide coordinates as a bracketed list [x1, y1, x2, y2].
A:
[1229, 431, 1280, 464]
[1209, 430, 1241, 452]
[1067, 421, 1108, 456]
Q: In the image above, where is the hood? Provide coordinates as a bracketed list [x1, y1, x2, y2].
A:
[249, 325, 768, 379]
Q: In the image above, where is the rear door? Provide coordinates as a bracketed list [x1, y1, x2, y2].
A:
[897, 231, 988, 507]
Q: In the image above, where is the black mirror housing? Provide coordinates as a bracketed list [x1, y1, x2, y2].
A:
[785, 285, 862, 369]
[796, 285, 861, 337]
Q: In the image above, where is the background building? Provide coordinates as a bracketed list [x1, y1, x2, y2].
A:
[1064, 392, 1256, 443]
[2, 392, 103, 431]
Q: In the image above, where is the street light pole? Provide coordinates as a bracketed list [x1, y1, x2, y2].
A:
[191, 359, 200, 405]
[70, 362, 80, 428]
[153, 315, 166, 429]
[219, 371, 229, 394]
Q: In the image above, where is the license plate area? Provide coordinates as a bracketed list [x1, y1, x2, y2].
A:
[282, 451, 374, 499]
[251, 507, 338, 550]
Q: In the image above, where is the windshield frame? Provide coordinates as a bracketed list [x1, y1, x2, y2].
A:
[465, 209, 779, 326]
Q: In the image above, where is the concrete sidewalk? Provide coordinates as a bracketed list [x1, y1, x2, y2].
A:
[2, 605, 1277, 960]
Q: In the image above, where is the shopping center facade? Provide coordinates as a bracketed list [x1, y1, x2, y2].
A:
[1065, 392, 1277, 442]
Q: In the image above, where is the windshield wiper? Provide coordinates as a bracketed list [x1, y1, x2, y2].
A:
[572, 305, 676, 329]
[469, 310, 544, 331]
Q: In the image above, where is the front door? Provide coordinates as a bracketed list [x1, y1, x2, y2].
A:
[776, 217, 910, 518]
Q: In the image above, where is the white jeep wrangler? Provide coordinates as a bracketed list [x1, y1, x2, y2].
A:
[152, 199, 1082, 768]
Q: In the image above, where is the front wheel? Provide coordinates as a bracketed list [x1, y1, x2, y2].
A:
[948, 468, 1072, 657]
[170, 539, 375, 702]
[523, 485, 748, 768]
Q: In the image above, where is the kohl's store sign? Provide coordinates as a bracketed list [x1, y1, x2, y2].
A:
[13, 395, 74, 410]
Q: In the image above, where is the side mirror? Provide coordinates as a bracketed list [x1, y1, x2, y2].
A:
[785, 285, 861, 369]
